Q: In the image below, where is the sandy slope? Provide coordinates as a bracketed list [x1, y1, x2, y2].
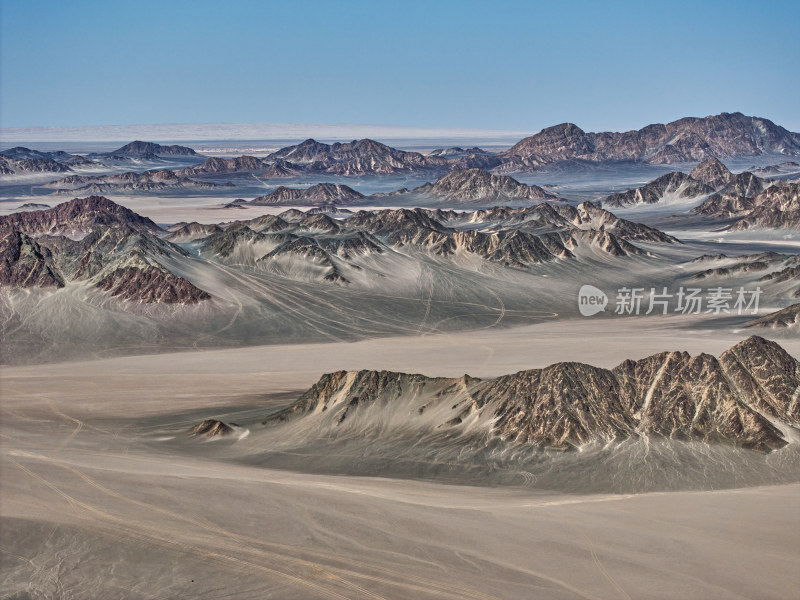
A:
[2, 411, 798, 599]
[2, 321, 799, 598]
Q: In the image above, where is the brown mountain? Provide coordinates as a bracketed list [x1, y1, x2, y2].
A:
[268, 336, 798, 452]
[249, 183, 365, 206]
[604, 172, 713, 207]
[266, 138, 449, 175]
[501, 113, 800, 171]
[689, 157, 734, 189]
[413, 168, 555, 202]
[108, 140, 198, 157]
[0, 197, 210, 303]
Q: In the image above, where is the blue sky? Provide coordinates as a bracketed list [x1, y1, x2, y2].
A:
[2, 0, 799, 133]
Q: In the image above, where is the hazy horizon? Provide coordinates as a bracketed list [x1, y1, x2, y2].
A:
[2, 110, 798, 148]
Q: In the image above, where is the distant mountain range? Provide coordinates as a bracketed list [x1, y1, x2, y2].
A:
[500, 112, 800, 170]
[45, 170, 231, 194]
[4, 112, 797, 177]
[0, 141, 201, 175]
[0, 195, 674, 303]
[231, 169, 555, 207]
[602, 156, 800, 230]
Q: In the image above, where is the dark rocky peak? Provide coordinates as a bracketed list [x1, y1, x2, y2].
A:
[0, 196, 161, 236]
[241, 214, 291, 233]
[559, 201, 678, 243]
[110, 140, 198, 157]
[502, 113, 800, 170]
[719, 336, 800, 426]
[267, 138, 446, 174]
[16, 203, 51, 211]
[726, 182, 800, 230]
[97, 264, 211, 304]
[306, 205, 353, 216]
[250, 186, 304, 205]
[298, 213, 341, 233]
[277, 208, 307, 222]
[504, 123, 593, 164]
[347, 207, 450, 236]
[719, 171, 766, 198]
[689, 157, 733, 189]
[270, 138, 332, 162]
[164, 222, 223, 243]
[260, 158, 304, 177]
[188, 419, 236, 438]
[250, 183, 363, 206]
[603, 172, 713, 207]
[1, 146, 54, 160]
[301, 183, 364, 203]
[428, 146, 491, 158]
[0, 229, 64, 288]
[749, 304, 800, 329]
[425, 168, 553, 201]
[182, 155, 265, 174]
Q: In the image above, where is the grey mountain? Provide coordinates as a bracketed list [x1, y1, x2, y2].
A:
[726, 182, 800, 230]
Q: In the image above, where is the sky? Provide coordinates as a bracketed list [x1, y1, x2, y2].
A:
[1, 0, 799, 135]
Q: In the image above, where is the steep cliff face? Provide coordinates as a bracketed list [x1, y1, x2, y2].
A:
[268, 337, 799, 452]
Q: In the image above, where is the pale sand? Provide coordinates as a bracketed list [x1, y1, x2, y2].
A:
[2, 319, 799, 598]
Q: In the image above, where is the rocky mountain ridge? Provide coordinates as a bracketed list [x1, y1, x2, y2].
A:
[108, 140, 198, 157]
[248, 183, 365, 206]
[411, 168, 554, 202]
[600, 157, 800, 229]
[604, 171, 714, 207]
[45, 169, 230, 193]
[268, 336, 799, 452]
[0, 197, 210, 303]
[501, 113, 800, 171]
